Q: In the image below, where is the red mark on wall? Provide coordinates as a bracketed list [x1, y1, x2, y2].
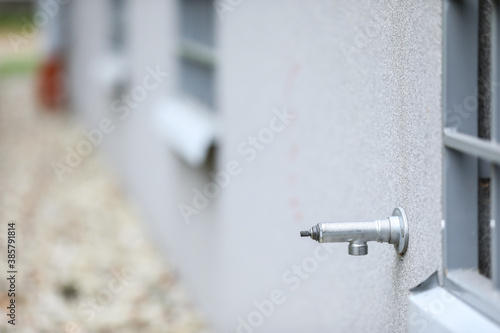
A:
[288, 143, 300, 161]
[284, 63, 301, 100]
[287, 141, 303, 223]
[289, 196, 300, 207]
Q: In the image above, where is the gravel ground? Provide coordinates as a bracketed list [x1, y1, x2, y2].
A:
[0, 74, 208, 333]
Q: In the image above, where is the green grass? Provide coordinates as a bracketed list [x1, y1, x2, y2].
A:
[0, 11, 34, 33]
[0, 56, 39, 77]
[0, 11, 39, 77]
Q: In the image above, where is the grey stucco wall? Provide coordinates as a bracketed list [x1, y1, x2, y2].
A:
[215, 0, 442, 331]
[68, 0, 443, 332]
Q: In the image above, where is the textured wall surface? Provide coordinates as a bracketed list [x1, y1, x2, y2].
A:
[69, 0, 443, 332]
[216, 0, 442, 331]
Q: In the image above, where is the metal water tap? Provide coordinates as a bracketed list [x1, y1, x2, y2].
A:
[300, 207, 409, 256]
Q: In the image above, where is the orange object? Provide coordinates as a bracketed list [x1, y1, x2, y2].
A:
[37, 54, 65, 111]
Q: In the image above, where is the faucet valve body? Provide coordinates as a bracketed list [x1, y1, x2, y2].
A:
[300, 207, 409, 256]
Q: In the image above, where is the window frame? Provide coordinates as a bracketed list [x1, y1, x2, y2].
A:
[442, 0, 500, 325]
[177, 0, 217, 110]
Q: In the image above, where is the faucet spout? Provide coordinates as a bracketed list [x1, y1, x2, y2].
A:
[300, 207, 409, 256]
[348, 240, 368, 256]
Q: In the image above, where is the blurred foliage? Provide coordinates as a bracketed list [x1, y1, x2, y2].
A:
[0, 57, 38, 77]
[0, 6, 38, 77]
[0, 9, 34, 33]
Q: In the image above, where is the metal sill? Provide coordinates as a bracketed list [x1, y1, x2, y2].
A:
[444, 269, 500, 326]
[408, 272, 500, 332]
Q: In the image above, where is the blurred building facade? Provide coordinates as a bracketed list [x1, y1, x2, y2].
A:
[44, 0, 500, 332]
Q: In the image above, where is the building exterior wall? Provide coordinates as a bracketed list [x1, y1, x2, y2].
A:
[67, 0, 109, 127]
[67, 0, 443, 332]
[215, 1, 442, 331]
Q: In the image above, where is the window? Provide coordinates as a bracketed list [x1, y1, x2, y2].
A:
[443, 0, 500, 323]
[108, 0, 128, 104]
[110, 0, 127, 53]
[178, 0, 216, 109]
[151, 0, 217, 167]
